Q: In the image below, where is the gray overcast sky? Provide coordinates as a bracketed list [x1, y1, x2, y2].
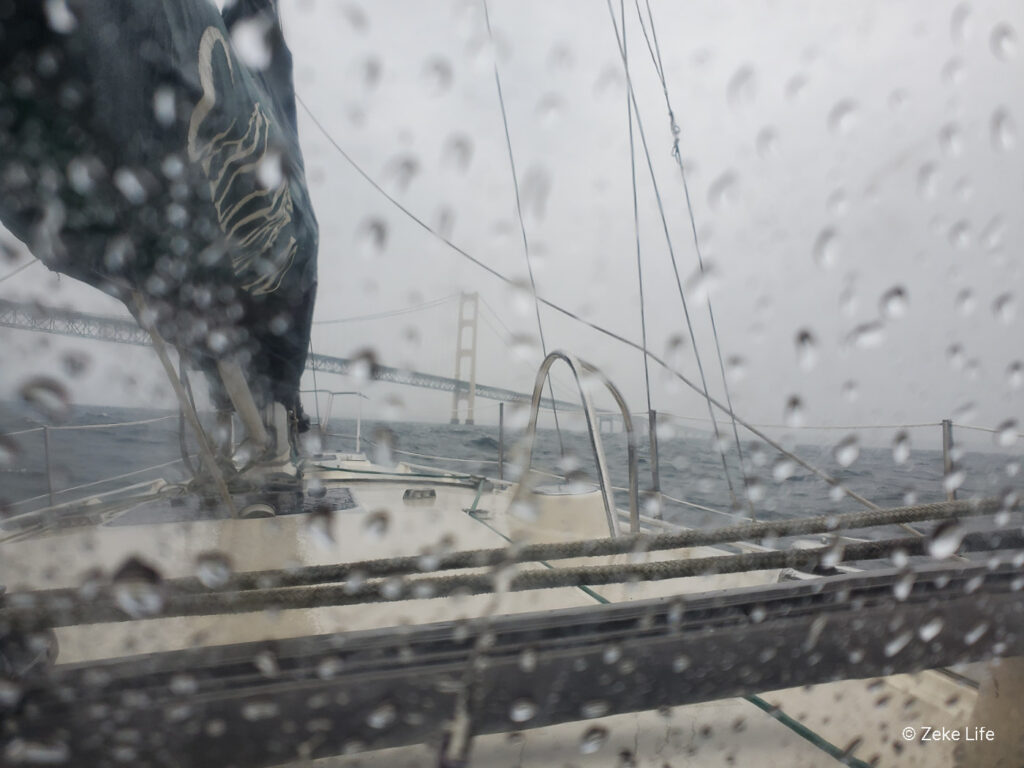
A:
[1, 0, 1022, 446]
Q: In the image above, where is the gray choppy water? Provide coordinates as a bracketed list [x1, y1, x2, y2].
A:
[2, 404, 1019, 532]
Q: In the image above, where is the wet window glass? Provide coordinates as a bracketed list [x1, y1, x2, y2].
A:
[1, 1, 1022, 766]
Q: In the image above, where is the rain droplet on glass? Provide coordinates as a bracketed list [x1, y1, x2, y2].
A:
[991, 23, 1018, 60]
[879, 286, 908, 319]
[892, 431, 911, 465]
[833, 435, 860, 467]
[812, 228, 839, 268]
[726, 65, 756, 106]
[991, 107, 1017, 151]
[827, 100, 859, 135]
[795, 329, 817, 371]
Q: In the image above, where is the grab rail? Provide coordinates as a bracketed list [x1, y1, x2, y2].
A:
[516, 351, 639, 536]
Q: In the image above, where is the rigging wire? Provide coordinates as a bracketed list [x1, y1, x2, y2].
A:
[313, 294, 456, 324]
[621, 0, 654, 420]
[0, 257, 38, 283]
[604, 0, 742, 511]
[308, 337, 322, 437]
[293, 95, 882, 514]
[480, 0, 565, 456]
[632, 0, 754, 516]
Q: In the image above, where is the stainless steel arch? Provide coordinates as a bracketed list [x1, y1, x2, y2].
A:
[516, 351, 639, 536]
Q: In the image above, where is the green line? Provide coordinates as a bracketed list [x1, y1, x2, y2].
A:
[744, 693, 871, 767]
[462, 498, 869, 766]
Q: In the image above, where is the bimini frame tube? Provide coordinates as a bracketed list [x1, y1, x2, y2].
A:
[518, 351, 639, 535]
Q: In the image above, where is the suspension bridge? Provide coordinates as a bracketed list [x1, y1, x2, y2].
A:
[0, 296, 585, 418]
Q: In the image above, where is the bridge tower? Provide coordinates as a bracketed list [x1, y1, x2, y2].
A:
[449, 291, 479, 425]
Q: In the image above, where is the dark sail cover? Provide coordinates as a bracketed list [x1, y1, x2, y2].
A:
[0, 0, 318, 421]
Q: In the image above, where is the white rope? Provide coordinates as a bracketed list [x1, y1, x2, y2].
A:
[1, 426, 45, 438]
[652, 411, 942, 431]
[2, 414, 178, 439]
[48, 414, 177, 431]
[9, 458, 187, 508]
[954, 422, 1024, 438]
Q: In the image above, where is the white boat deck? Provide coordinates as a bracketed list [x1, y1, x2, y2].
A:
[0, 453, 986, 766]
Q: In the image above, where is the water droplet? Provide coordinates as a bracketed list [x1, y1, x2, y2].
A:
[917, 163, 938, 199]
[366, 701, 397, 729]
[422, 57, 452, 94]
[1007, 361, 1023, 389]
[892, 431, 911, 465]
[847, 322, 885, 349]
[839, 378, 856, 403]
[827, 100, 859, 135]
[919, 617, 944, 642]
[195, 552, 232, 589]
[949, 220, 971, 249]
[821, 540, 844, 569]
[991, 108, 1017, 151]
[442, 134, 474, 172]
[520, 166, 552, 220]
[991, 23, 1018, 60]
[153, 86, 176, 127]
[306, 504, 335, 548]
[942, 57, 966, 86]
[242, 700, 279, 721]
[363, 509, 390, 538]
[943, 469, 966, 495]
[965, 623, 989, 645]
[939, 123, 963, 157]
[684, 262, 719, 302]
[206, 330, 230, 354]
[708, 171, 739, 210]
[356, 218, 388, 259]
[581, 699, 610, 718]
[113, 167, 147, 204]
[928, 521, 964, 559]
[231, 16, 272, 69]
[772, 457, 795, 482]
[253, 649, 279, 678]
[170, 674, 198, 695]
[726, 355, 747, 384]
[795, 329, 817, 371]
[44, 0, 76, 33]
[509, 698, 537, 723]
[880, 286, 908, 319]
[826, 188, 849, 216]
[385, 155, 419, 193]
[885, 630, 913, 658]
[727, 65, 756, 106]
[812, 228, 839, 268]
[257, 150, 284, 189]
[361, 57, 382, 89]
[951, 4, 971, 42]
[536, 92, 564, 125]
[955, 289, 976, 316]
[756, 126, 779, 158]
[783, 396, 804, 428]
[891, 571, 914, 601]
[993, 293, 1016, 324]
[3, 739, 71, 765]
[995, 419, 1019, 447]
[833, 435, 860, 467]
[18, 376, 71, 423]
[112, 557, 165, 618]
[785, 74, 807, 100]
[0, 678, 23, 708]
[579, 726, 609, 755]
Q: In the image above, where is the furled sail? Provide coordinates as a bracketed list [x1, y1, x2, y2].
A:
[0, 0, 318, 428]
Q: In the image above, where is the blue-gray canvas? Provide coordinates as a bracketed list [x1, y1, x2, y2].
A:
[0, 0, 318, 425]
